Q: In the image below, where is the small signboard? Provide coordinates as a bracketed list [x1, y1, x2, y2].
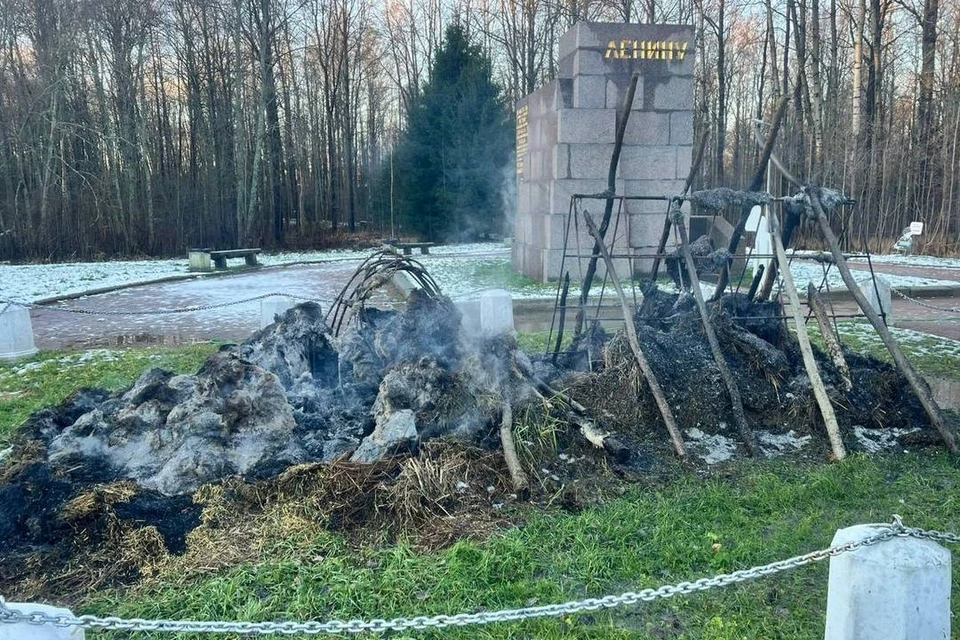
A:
[909, 221, 924, 235]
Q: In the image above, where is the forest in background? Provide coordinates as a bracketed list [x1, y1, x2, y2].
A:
[0, 0, 957, 261]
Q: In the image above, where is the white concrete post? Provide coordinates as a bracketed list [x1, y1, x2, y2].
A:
[857, 276, 894, 325]
[824, 524, 951, 640]
[0, 304, 38, 361]
[260, 296, 296, 329]
[479, 289, 515, 337]
[0, 603, 84, 639]
[187, 249, 212, 272]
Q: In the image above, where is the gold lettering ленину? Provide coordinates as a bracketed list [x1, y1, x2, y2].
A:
[604, 39, 690, 62]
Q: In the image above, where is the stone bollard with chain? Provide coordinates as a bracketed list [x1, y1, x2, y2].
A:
[824, 517, 951, 639]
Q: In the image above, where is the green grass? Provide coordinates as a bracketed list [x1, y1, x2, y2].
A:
[0, 343, 219, 444]
[85, 452, 960, 639]
[804, 321, 960, 380]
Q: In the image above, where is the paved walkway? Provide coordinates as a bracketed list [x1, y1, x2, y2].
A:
[848, 261, 960, 284]
[29, 261, 386, 350]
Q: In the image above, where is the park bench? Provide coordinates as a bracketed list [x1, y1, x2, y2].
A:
[188, 248, 261, 271]
[391, 242, 435, 255]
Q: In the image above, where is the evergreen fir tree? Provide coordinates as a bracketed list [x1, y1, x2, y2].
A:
[394, 25, 512, 241]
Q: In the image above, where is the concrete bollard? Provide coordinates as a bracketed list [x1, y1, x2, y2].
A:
[0, 304, 38, 361]
[479, 289, 514, 336]
[824, 524, 951, 640]
[455, 290, 515, 339]
[260, 297, 296, 329]
[0, 603, 84, 639]
[858, 276, 894, 325]
[188, 249, 212, 272]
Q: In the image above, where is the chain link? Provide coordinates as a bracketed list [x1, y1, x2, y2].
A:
[1, 517, 955, 636]
[0, 293, 332, 317]
[891, 288, 960, 314]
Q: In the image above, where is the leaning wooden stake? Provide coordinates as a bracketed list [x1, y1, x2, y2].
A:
[808, 188, 960, 454]
[499, 400, 530, 494]
[552, 272, 571, 365]
[650, 131, 709, 281]
[768, 208, 846, 461]
[671, 204, 761, 457]
[711, 96, 789, 300]
[574, 72, 640, 338]
[807, 282, 852, 391]
[582, 210, 687, 457]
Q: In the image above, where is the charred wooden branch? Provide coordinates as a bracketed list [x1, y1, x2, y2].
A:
[552, 272, 571, 365]
[768, 208, 846, 461]
[807, 283, 852, 392]
[574, 72, 640, 338]
[710, 96, 789, 300]
[806, 188, 959, 454]
[582, 210, 687, 458]
[671, 202, 761, 457]
[650, 130, 709, 281]
[499, 400, 530, 495]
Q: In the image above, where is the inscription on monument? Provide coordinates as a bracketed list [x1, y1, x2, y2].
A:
[516, 105, 528, 177]
[604, 40, 690, 61]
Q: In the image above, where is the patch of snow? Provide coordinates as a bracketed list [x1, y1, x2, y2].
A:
[848, 254, 960, 270]
[757, 430, 812, 456]
[853, 425, 920, 453]
[684, 427, 738, 464]
[836, 323, 960, 360]
[0, 243, 511, 304]
[787, 262, 958, 292]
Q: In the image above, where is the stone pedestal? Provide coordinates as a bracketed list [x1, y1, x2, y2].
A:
[0, 603, 85, 639]
[824, 524, 950, 639]
[0, 305, 38, 361]
[858, 276, 894, 325]
[455, 290, 515, 338]
[513, 22, 695, 281]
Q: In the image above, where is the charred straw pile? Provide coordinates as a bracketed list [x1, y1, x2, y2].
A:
[0, 254, 942, 600]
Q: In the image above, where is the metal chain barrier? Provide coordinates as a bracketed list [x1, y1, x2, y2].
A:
[0, 517, 956, 636]
[891, 288, 960, 314]
[0, 293, 333, 317]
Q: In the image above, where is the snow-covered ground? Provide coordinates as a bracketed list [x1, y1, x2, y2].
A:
[786, 262, 959, 293]
[2, 243, 957, 305]
[848, 254, 960, 269]
[0, 243, 509, 303]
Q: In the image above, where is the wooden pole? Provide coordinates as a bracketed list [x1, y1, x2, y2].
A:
[807, 282, 852, 391]
[552, 272, 570, 365]
[574, 73, 640, 338]
[499, 400, 530, 494]
[711, 97, 789, 300]
[582, 210, 687, 458]
[768, 207, 847, 460]
[650, 131, 709, 281]
[671, 203, 762, 457]
[808, 188, 959, 453]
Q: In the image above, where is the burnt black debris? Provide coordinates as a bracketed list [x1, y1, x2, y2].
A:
[0, 295, 526, 557]
[0, 283, 942, 566]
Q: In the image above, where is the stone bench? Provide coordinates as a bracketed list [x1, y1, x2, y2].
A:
[392, 242, 435, 255]
[188, 248, 261, 271]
